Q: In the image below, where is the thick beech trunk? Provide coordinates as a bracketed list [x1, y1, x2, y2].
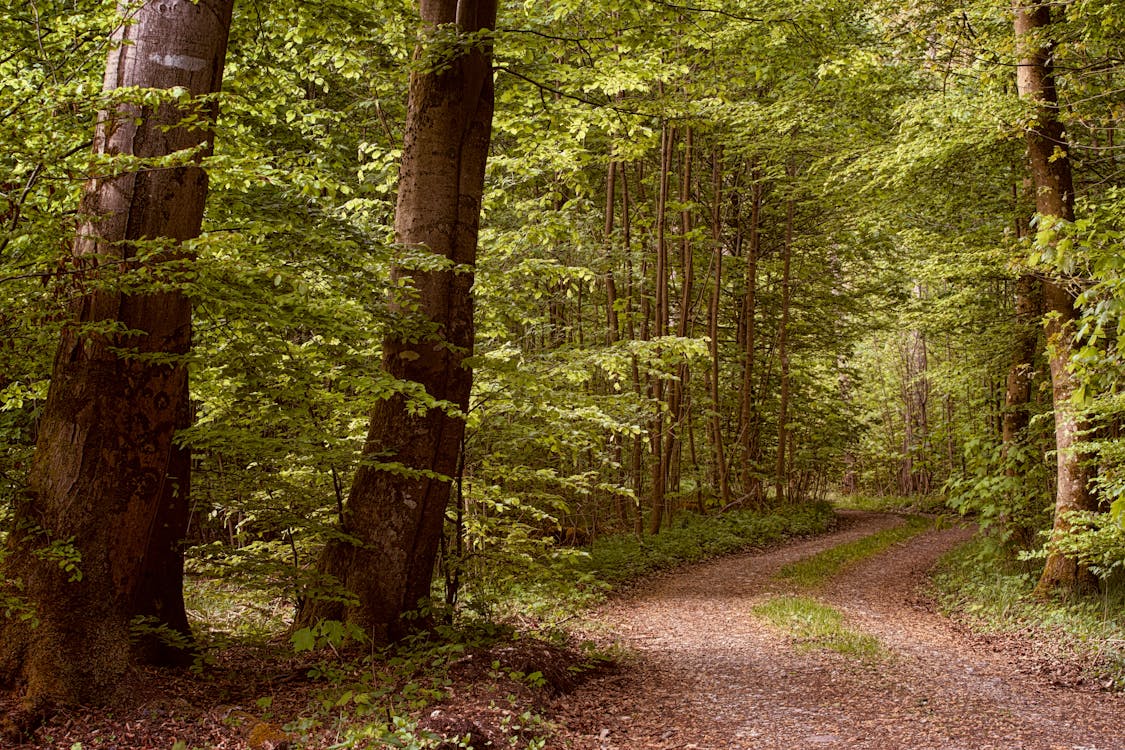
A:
[0, 0, 233, 709]
[1013, 1, 1098, 596]
[298, 0, 498, 640]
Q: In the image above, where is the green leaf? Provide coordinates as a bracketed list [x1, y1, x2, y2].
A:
[290, 627, 316, 653]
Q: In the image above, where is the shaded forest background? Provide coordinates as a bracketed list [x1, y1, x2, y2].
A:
[2, 0, 1125, 718]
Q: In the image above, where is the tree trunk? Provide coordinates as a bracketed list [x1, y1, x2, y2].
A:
[298, 0, 498, 640]
[663, 127, 694, 520]
[775, 196, 793, 504]
[1013, 0, 1099, 596]
[1002, 273, 1042, 449]
[621, 165, 646, 531]
[648, 125, 674, 535]
[603, 161, 630, 525]
[738, 175, 763, 503]
[706, 149, 731, 506]
[604, 160, 621, 345]
[899, 314, 931, 496]
[0, 0, 233, 710]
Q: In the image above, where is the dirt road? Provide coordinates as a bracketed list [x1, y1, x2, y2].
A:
[551, 511, 1124, 750]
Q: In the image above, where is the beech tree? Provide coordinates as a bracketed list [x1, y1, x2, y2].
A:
[1013, 0, 1099, 596]
[298, 0, 498, 641]
[0, 0, 234, 709]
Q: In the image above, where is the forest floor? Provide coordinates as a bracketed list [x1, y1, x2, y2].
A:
[548, 510, 1125, 749]
[3, 511, 1123, 749]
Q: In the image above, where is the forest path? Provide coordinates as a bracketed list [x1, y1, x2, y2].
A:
[550, 510, 1125, 750]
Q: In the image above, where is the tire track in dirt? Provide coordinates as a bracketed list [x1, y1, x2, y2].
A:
[551, 511, 1124, 750]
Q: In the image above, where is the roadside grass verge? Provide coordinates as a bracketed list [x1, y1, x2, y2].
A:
[933, 536, 1125, 690]
[777, 515, 933, 587]
[829, 492, 946, 514]
[582, 502, 836, 585]
[496, 502, 837, 621]
[752, 594, 883, 659]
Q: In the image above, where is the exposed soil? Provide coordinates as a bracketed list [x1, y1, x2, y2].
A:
[3, 511, 1121, 749]
[548, 510, 1124, 749]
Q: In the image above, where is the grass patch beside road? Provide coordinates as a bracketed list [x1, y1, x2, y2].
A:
[777, 515, 933, 587]
[933, 536, 1125, 690]
[752, 594, 883, 659]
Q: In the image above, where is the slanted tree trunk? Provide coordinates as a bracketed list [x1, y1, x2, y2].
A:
[297, 0, 498, 640]
[1013, 0, 1099, 597]
[0, 0, 234, 710]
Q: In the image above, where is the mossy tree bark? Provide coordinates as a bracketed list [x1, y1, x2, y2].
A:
[0, 0, 234, 709]
[1013, 0, 1099, 597]
[297, 0, 498, 642]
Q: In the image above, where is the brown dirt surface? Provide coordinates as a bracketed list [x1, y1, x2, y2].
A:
[548, 510, 1125, 750]
[3, 511, 1121, 749]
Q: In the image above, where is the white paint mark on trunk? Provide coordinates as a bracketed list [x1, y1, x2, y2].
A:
[148, 53, 208, 71]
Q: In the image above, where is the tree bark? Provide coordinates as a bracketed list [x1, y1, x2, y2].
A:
[1002, 273, 1042, 449]
[648, 125, 674, 535]
[899, 297, 931, 496]
[603, 160, 630, 525]
[621, 165, 646, 531]
[706, 149, 731, 506]
[775, 196, 793, 504]
[1013, 0, 1099, 596]
[297, 0, 498, 640]
[663, 127, 694, 519]
[0, 0, 233, 709]
[604, 161, 621, 345]
[1003, 181, 1042, 460]
[738, 174, 762, 503]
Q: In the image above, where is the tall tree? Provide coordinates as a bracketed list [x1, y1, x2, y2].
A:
[706, 149, 732, 507]
[775, 194, 794, 503]
[299, 0, 499, 641]
[738, 174, 763, 503]
[1001, 273, 1041, 450]
[1013, 0, 1099, 596]
[0, 0, 234, 709]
